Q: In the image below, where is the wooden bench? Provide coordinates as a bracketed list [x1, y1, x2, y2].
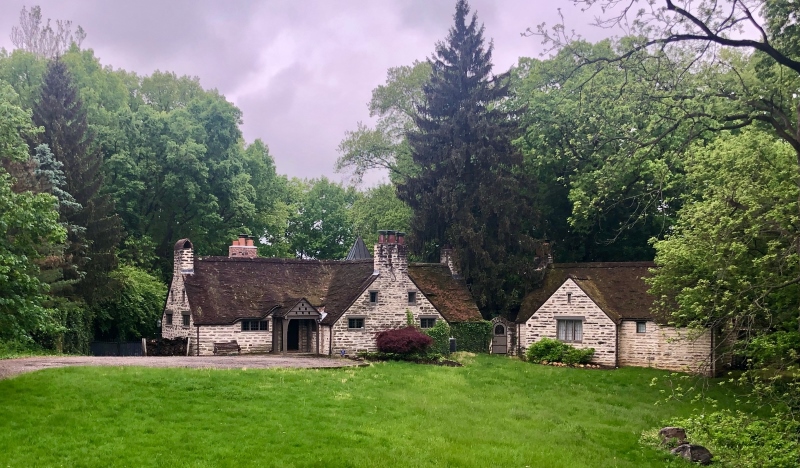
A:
[213, 341, 241, 355]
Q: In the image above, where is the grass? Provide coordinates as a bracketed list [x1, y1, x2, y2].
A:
[0, 354, 740, 467]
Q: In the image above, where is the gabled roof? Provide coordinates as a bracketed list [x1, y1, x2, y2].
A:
[183, 257, 375, 326]
[408, 263, 483, 323]
[345, 236, 372, 260]
[516, 262, 656, 324]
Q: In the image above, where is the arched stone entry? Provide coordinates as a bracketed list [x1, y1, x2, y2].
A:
[491, 317, 512, 354]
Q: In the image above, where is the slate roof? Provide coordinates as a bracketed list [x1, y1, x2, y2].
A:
[181, 254, 482, 326]
[516, 262, 656, 324]
[407, 263, 483, 323]
[344, 236, 372, 260]
[183, 257, 375, 326]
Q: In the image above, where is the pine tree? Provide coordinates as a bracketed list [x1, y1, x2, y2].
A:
[31, 58, 122, 305]
[397, 0, 539, 317]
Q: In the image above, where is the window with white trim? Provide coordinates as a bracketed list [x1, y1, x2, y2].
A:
[557, 319, 582, 342]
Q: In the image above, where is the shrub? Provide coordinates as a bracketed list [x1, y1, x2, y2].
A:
[563, 347, 595, 365]
[526, 338, 595, 365]
[646, 410, 800, 468]
[423, 320, 451, 355]
[375, 326, 433, 355]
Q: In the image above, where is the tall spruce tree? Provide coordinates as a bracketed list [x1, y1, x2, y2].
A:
[398, 0, 539, 317]
[31, 58, 122, 305]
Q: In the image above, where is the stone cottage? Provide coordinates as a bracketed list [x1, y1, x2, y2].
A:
[490, 262, 717, 375]
[162, 232, 482, 355]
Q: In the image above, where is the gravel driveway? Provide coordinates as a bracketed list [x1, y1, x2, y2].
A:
[0, 355, 363, 380]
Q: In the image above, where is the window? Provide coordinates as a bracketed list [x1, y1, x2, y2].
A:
[166, 313, 173, 326]
[557, 319, 582, 342]
[408, 291, 417, 305]
[182, 314, 190, 327]
[369, 291, 378, 304]
[348, 318, 365, 330]
[566, 292, 572, 303]
[241, 320, 269, 331]
[420, 318, 436, 329]
[636, 321, 647, 333]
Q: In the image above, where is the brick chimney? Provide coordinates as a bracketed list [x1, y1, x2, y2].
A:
[374, 230, 407, 278]
[440, 246, 460, 278]
[229, 234, 258, 258]
[174, 238, 194, 275]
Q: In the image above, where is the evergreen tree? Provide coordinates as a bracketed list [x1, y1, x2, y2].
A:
[30, 58, 122, 305]
[398, 0, 539, 317]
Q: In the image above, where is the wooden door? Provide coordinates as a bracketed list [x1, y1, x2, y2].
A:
[492, 324, 507, 354]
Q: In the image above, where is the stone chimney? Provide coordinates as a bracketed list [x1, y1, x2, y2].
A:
[373, 230, 407, 279]
[229, 234, 258, 258]
[440, 246, 460, 278]
[174, 238, 194, 276]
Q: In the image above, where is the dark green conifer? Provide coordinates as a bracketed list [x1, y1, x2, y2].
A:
[398, 0, 539, 316]
[31, 58, 122, 305]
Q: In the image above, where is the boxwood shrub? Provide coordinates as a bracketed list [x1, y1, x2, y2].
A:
[525, 337, 594, 364]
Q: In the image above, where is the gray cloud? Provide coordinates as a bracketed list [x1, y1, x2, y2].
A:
[0, 0, 614, 185]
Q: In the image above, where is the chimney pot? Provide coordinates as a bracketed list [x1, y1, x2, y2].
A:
[378, 230, 388, 244]
[246, 238, 254, 247]
[387, 230, 396, 244]
[397, 232, 405, 245]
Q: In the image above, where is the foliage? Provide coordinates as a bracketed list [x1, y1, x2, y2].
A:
[423, 320, 451, 356]
[510, 43, 684, 262]
[649, 129, 799, 333]
[450, 321, 492, 353]
[349, 184, 411, 247]
[0, 84, 66, 345]
[375, 326, 433, 355]
[0, 357, 747, 467]
[93, 266, 167, 341]
[336, 61, 430, 184]
[646, 410, 800, 468]
[525, 337, 595, 365]
[398, 0, 539, 316]
[285, 177, 358, 259]
[31, 58, 122, 304]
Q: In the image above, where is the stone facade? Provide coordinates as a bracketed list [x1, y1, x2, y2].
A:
[619, 320, 713, 375]
[330, 242, 444, 355]
[162, 244, 194, 340]
[195, 323, 272, 355]
[519, 279, 617, 366]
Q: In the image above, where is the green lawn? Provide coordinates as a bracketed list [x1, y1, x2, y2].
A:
[0, 355, 735, 467]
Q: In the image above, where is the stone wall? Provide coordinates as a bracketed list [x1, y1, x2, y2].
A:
[619, 320, 713, 375]
[519, 279, 617, 366]
[330, 242, 444, 355]
[196, 323, 272, 356]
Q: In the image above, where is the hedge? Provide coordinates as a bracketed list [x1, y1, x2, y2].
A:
[450, 321, 492, 353]
[423, 320, 451, 355]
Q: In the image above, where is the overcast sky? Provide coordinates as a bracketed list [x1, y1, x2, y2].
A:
[0, 1, 615, 186]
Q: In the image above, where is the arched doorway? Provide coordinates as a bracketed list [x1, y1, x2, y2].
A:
[492, 323, 507, 354]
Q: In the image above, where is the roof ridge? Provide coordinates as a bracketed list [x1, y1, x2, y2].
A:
[196, 256, 373, 265]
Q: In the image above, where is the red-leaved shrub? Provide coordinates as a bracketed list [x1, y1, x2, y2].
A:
[375, 326, 433, 355]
